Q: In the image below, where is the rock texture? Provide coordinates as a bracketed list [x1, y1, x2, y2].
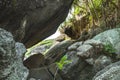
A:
[59, 39, 114, 80]
[0, 0, 74, 48]
[93, 28, 120, 54]
[59, 28, 120, 80]
[27, 63, 63, 80]
[93, 61, 120, 80]
[23, 28, 120, 80]
[0, 28, 28, 80]
[23, 40, 74, 80]
[26, 39, 54, 57]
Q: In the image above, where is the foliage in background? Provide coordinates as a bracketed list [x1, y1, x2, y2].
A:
[59, 0, 120, 39]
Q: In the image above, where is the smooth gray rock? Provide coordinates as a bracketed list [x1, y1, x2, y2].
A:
[68, 42, 83, 50]
[27, 63, 63, 80]
[84, 39, 103, 46]
[28, 68, 54, 80]
[0, 28, 28, 80]
[77, 44, 93, 58]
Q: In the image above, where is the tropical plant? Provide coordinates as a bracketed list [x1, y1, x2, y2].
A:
[56, 55, 71, 70]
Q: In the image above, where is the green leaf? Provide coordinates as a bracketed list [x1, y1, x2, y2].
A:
[56, 55, 72, 70]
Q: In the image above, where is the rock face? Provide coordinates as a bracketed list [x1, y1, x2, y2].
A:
[23, 40, 74, 80]
[93, 61, 120, 80]
[0, 28, 28, 80]
[59, 28, 120, 80]
[23, 28, 120, 80]
[0, 0, 74, 48]
[27, 63, 63, 80]
[59, 39, 114, 80]
[93, 28, 120, 54]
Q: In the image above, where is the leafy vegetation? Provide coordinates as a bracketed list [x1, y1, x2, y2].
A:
[59, 0, 120, 39]
[103, 42, 116, 54]
[56, 55, 72, 70]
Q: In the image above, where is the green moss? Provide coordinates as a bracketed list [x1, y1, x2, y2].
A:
[103, 42, 116, 55]
[25, 39, 54, 57]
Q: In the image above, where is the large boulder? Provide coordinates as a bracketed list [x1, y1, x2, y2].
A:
[93, 61, 120, 80]
[93, 28, 120, 54]
[0, 0, 74, 48]
[0, 28, 28, 80]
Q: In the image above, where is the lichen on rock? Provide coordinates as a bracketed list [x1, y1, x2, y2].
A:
[0, 28, 28, 80]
